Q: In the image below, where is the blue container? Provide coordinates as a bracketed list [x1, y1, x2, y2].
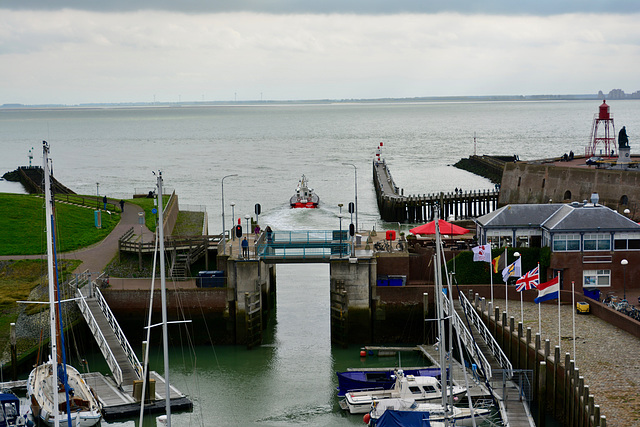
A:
[388, 275, 406, 286]
[377, 275, 389, 286]
[583, 288, 600, 301]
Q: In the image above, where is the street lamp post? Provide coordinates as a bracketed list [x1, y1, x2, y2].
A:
[342, 163, 358, 233]
[230, 203, 236, 240]
[621, 259, 628, 300]
[338, 203, 344, 258]
[221, 174, 238, 255]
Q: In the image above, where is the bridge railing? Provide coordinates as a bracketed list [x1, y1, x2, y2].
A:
[459, 290, 513, 377]
[442, 290, 493, 380]
[75, 280, 124, 387]
[256, 230, 352, 260]
[92, 281, 143, 381]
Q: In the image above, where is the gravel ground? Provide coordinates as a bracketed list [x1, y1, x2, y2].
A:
[490, 298, 640, 427]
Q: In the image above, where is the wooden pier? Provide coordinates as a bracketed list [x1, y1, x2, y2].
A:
[0, 371, 192, 421]
[373, 159, 499, 222]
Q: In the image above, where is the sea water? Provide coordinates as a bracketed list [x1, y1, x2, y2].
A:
[2, 100, 640, 425]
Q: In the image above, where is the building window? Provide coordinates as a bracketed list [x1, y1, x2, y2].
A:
[563, 190, 571, 200]
[614, 233, 640, 250]
[583, 233, 611, 251]
[620, 195, 629, 205]
[583, 269, 610, 287]
[518, 177, 521, 187]
[552, 234, 580, 251]
[542, 178, 546, 188]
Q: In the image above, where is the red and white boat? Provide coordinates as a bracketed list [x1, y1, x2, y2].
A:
[290, 175, 319, 208]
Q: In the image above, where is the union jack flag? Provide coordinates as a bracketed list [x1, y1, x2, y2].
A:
[515, 265, 539, 292]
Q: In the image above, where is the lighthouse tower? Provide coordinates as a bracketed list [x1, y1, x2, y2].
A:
[585, 100, 616, 158]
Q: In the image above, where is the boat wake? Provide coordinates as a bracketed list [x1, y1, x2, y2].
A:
[255, 403, 333, 423]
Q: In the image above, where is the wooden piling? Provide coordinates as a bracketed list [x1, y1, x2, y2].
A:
[537, 361, 547, 427]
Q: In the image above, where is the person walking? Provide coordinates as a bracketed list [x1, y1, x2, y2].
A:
[119, 199, 125, 212]
[103, 195, 107, 210]
[242, 237, 249, 258]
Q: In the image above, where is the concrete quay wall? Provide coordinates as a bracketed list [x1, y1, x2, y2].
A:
[500, 162, 640, 218]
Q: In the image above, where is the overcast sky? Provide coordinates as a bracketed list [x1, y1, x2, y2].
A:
[2, 1, 640, 105]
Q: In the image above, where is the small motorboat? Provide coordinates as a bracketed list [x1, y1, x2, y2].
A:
[336, 367, 441, 397]
[343, 370, 466, 415]
[290, 175, 319, 208]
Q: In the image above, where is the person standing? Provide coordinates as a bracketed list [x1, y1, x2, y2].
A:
[242, 237, 249, 258]
[119, 199, 125, 212]
[103, 195, 107, 210]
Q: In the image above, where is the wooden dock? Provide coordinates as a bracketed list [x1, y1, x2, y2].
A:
[1, 371, 192, 421]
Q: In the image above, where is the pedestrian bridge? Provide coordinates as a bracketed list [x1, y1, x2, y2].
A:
[255, 230, 353, 262]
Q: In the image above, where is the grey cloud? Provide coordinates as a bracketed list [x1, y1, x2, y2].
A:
[3, 0, 640, 15]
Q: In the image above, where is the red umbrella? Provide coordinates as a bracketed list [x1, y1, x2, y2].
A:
[409, 219, 470, 236]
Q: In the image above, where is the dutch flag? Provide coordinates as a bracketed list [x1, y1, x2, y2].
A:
[534, 276, 560, 304]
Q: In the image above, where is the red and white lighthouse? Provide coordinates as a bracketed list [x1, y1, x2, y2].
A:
[585, 100, 616, 158]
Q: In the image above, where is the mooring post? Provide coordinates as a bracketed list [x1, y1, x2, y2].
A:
[578, 376, 584, 427]
[572, 367, 580, 427]
[517, 322, 523, 369]
[10, 323, 17, 381]
[565, 354, 572, 424]
[494, 307, 500, 338]
[526, 327, 532, 372]
[582, 385, 590, 427]
[553, 346, 560, 417]
[509, 316, 514, 361]
[534, 333, 541, 394]
[537, 360, 547, 427]
[501, 311, 507, 349]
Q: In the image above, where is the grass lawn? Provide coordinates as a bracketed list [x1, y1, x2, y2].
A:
[0, 193, 119, 256]
[0, 259, 81, 351]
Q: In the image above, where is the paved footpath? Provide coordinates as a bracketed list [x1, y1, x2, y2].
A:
[0, 199, 152, 274]
[492, 298, 640, 427]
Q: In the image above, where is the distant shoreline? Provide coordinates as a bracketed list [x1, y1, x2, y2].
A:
[3, 93, 640, 110]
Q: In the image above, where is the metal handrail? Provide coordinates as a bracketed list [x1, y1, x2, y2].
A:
[459, 291, 513, 377]
[75, 286, 124, 386]
[256, 230, 352, 260]
[92, 283, 143, 380]
[442, 290, 493, 380]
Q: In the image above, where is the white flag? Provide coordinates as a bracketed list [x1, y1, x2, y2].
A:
[472, 245, 491, 263]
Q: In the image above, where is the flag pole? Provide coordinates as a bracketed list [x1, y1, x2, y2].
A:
[490, 246, 494, 307]
[520, 289, 523, 325]
[538, 266, 542, 335]
[504, 248, 508, 316]
[572, 280, 576, 366]
[538, 301, 542, 336]
[557, 274, 562, 351]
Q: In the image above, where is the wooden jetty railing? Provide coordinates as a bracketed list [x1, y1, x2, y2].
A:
[373, 159, 499, 222]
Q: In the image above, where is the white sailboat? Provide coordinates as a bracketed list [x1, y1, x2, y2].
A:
[26, 141, 102, 427]
[138, 171, 181, 427]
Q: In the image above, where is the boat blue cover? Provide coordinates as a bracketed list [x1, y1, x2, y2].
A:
[374, 410, 432, 427]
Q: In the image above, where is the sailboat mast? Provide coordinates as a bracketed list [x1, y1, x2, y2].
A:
[434, 210, 448, 412]
[43, 141, 60, 427]
[157, 172, 171, 425]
